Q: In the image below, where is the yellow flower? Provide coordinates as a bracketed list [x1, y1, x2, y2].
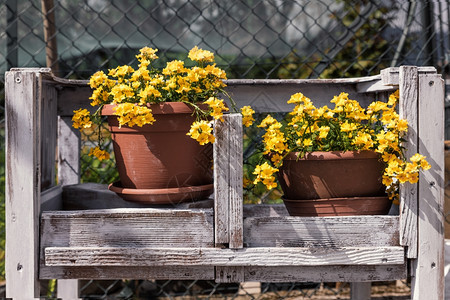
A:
[138, 84, 162, 104]
[253, 162, 279, 190]
[241, 106, 255, 127]
[352, 132, 373, 149]
[89, 71, 109, 89]
[88, 146, 110, 161]
[318, 126, 330, 139]
[388, 90, 399, 106]
[188, 46, 215, 63]
[258, 115, 278, 128]
[367, 101, 388, 113]
[110, 84, 135, 104]
[340, 121, 357, 132]
[136, 47, 158, 62]
[72, 109, 92, 129]
[303, 138, 313, 147]
[162, 60, 186, 76]
[109, 65, 134, 78]
[270, 153, 283, 165]
[187, 121, 215, 145]
[204, 97, 229, 121]
[113, 103, 155, 128]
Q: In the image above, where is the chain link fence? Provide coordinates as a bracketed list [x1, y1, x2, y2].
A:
[2, 0, 450, 298]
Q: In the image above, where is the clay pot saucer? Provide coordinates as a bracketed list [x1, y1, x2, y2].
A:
[282, 196, 391, 217]
[109, 181, 214, 205]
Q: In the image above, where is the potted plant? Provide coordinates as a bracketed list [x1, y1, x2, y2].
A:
[252, 91, 430, 216]
[72, 46, 254, 204]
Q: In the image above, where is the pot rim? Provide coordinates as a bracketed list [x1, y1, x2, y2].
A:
[109, 181, 214, 195]
[101, 102, 209, 116]
[283, 150, 381, 161]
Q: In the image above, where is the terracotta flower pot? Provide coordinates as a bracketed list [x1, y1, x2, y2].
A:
[282, 196, 391, 217]
[102, 102, 213, 203]
[278, 151, 390, 216]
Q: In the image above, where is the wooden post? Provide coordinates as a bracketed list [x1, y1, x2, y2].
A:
[5, 70, 41, 299]
[214, 113, 244, 283]
[411, 70, 445, 299]
[399, 66, 419, 258]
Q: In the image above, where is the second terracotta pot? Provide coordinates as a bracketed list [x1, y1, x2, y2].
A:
[278, 150, 386, 200]
[102, 102, 213, 191]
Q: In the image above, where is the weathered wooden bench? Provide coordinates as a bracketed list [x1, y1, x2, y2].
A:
[5, 66, 444, 299]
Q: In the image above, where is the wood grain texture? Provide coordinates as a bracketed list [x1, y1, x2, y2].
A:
[58, 116, 80, 186]
[244, 265, 407, 282]
[214, 114, 244, 248]
[214, 116, 229, 245]
[399, 66, 419, 258]
[40, 208, 214, 248]
[228, 114, 243, 249]
[44, 246, 405, 267]
[40, 266, 215, 280]
[411, 73, 445, 300]
[5, 70, 41, 299]
[215, 266, 245, 283]
[243, 216, 399, 247]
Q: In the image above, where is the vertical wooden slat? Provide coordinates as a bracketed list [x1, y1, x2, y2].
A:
[214, 116, 230, 245]
[214, 114, 244, 282]
[399, 66, 419, 258]
[57, 116, 81, 186]
[5, 70, 41, 299]
[228, 114, 243, 249]
[410, 72, 445, 299]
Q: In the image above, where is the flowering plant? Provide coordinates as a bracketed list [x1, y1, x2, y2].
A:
[72, 46, 255, 159]
[252, 91, 430, 201]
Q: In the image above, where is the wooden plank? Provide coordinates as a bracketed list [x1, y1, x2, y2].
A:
[5, 70, 41, 299]
[57, 116, 80, 186]
[355, 77, 397, 93]
[411, 73, 445, 299]
[40, 208, 214, 248]
[57, 79, 381, 115]
[228, 114, 243, 249]
[214, 116, 230, 245]
[244, 264, 406, 283]
[224, 82, 375, 112]
[399, 66, 419, 258]
[40, 266, 215, 280]
[215, 266, 245, 283]
[44, 246, 405, 267]
[244, 216, 400, 247]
